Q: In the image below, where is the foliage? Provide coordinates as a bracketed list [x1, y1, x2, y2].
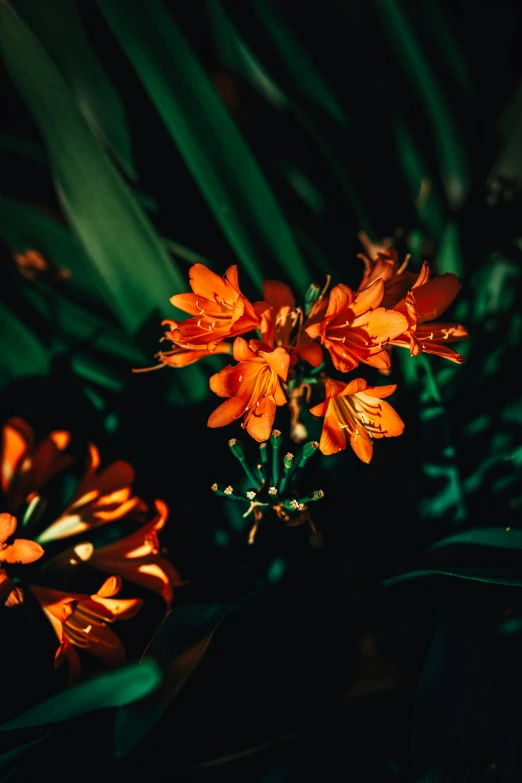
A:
[0, 0, 521, 780]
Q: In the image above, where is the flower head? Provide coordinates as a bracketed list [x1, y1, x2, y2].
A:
[1, 418, 72, 512]
[389, 262, 469, 363]
[0, 512, 43, 607]
[357, 248, 418, 309]
[208, 337, 290, 442]
[309, 378, 405, 462]
[68, 500, 181, 608]
[29, 576, 142, 682]
[169, 264, 259, 351]
[255, 280, 325, 368]
[305, 280, 408, 374]
[133, 320, 232, 373]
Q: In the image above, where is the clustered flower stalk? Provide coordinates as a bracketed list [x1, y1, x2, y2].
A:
[137, 237, 469, 541]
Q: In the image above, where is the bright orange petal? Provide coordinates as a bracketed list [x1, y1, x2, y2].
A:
[325, 284, 355, 318]
[209, 365, 238, 397]
[258, 347, 290, 381]
[1, 418, 31, 493]
[350, 431, 373, 463]
[362, 384, 397, 400]
[169, 292, 202, 315]
[189, 263, 236, 302]
[0, 538, 44, 564]
[232, 336, 255, 362]
[296, 341, 323, 367]
[208, 395, 250, 428]
[245, 396, 276, 442]
[351, 278, 384, 315]
[318, 411, 346, 455]
[363, 308, 409, 343]
[0, 512, 17, 543]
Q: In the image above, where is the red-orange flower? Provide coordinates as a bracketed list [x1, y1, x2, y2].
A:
[1, 418, 72, 512]
[255, 280, 324, 368]
[0, 512, 43, 606]
[29, 576, 142, 681]
[36, 443, 146, 544]
[208, 337, 290, 442]
[169, 264, 259, 351]
[305, 280, 409, 374]
[388, 262, 469, 363]
[67, 500, 181, 608]
[310, 378, 405, 462]
[357, 248, 419, 309]
[133, 320, 232, 373]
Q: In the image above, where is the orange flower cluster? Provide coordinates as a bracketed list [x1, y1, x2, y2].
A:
[146, 245, 468, 465]
[0, 418, 181, 680]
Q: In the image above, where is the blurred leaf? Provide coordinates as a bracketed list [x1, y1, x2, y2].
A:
[0, 658, 162, 732]
[427, 527, 522, 553]
[0, 132, 47, 165]
[422, 0, 475, 100]
[435, 221, 463, 277]
[99, 0, 311, 296]
[0, 736, 49, 772]
[489, 76, 522, 186]
[469, 254, 519, 321]
[383, 567, 522, 589]
[207, 0, 288, 109]
[163, 237, 211, 268]
[376, 0, 470, 210]
[113, 603, 231, 758]
[0, 302, 49, 386]
[15, 0, 136, 180]
[251, 0, 349, 127]
[0, 1, 190, 334]
[393, 117, 446, 240]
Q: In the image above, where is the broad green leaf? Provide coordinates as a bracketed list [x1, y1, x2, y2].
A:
[427, 527, 522, 553]
[422, 0, 475, 100]
[376, 0, 470, 210]
[382, 567, 522, 589]
[0, 132, 47, 165]
[15, 0, 136, 179]
[435, 221, 463, 277]
[99, 0, 311, 296]
[251, 0, 349, 127]
[0, 658, 162, 731]
[0, 302, 49, 386]
[0, 2, 189, 335]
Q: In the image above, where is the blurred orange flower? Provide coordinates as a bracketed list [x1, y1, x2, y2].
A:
[0, 512, 43, 607]
[30, 576, 142, 682]
[310, 378, 404, 462]
[169, 263, 259, 351]
[305, 280, 408, 374]
[1, 418, 72, 512]
[208, 337, 290, 442]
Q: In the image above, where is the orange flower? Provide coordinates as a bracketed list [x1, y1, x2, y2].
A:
[208, 337, 290, 442]
[169, 264, 259, 351]
[310, 378, 405, 462]
[67, 500, 181, 608]
[305, 280, 409, 374]
[388, 262, 469, 363]
[133, 320, 232, 373]
[36, 443, 147, 544]
[1, 418, 72, 512]
[255, 280, 325, 368]
[29, 576, 142, 681]
[0, 512, 43, 606]
[357, 248, 419, 309]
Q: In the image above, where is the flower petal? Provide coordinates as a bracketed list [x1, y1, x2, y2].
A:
[245, 396, 276, 442]
[262, 280, 295, 310]
[258, 347, 290, 381]
[189, 263, 237, 302]
[0, 512, 17, 543]
[318, 411, 347, 455]
[209, 365, 239, 397]
[350, 431, 373, 463]
[351, 278, 384, 315]
[413, 273, 462, 322]
[296, 341, 323, 367]
[0, 538, 44, 564]
[208, 395, 250, 428]
[168, 292, 203, 316]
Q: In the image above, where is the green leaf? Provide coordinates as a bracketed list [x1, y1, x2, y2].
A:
[0, 736, 49, 772]
[426, 527, 522, 553]
[98, 0, 311, 296]
[0, 1, 189, 334]
[0, 658, 162, 732]
[15, 0, 136, 179]
[0, 302, 49, 387]
[383, 567, 522, 589]
[113, 604, 231, 758]
[376, 0, 470, 210]
[207, 0, 288, 109]
[251, 0, 349, 127]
